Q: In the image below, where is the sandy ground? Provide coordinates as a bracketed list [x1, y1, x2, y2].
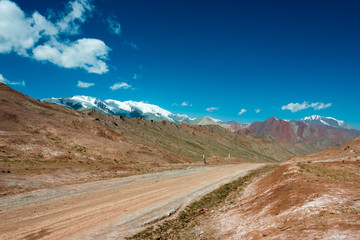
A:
[0, 163, 263, 240]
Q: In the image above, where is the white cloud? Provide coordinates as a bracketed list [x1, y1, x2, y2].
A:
[238, 109, 247, 115]
[206, 107, 219, 112]
[33, 38, 109, 74]
[281, 101, 332, 113]
[255, 109, 261, 113]
[110, 82, 131, 90]
[0, 0, 39, 55]
[0, 73, 25, 86]
[57, 0, 94, 35]
[106, 16, 121, 35]
[173, 101, 192, 107]
[181, 101, 189, 106]
[310, 102, 332, 110]
[77, 80, 94, 88]
[0, 0, 110, 74]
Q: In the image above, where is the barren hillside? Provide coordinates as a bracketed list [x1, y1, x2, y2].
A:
[148, 137, 360, 239]
[0, 83, 311, 196]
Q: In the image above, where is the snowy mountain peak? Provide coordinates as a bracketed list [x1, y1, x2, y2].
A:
[204, 116, 222, 123]
[300, 115, 353, 130]
[41, 95, 227, 125]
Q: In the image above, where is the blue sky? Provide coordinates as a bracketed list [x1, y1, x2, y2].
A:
[0, 0, 359, 128]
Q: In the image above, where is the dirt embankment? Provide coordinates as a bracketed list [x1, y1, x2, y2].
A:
[168, 141, 360, 239]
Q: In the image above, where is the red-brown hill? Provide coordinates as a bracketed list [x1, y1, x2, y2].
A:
[236, 116, 360, 151]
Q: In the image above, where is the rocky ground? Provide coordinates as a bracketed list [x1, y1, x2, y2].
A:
[143, 137, 360, 239]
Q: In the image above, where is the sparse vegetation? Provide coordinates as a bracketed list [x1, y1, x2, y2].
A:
[298, 163, 359, 183]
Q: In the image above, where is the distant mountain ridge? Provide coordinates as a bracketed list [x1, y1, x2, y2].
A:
[236, 116, 360, 151]
[297, 115, 353, 129]
[41, 96, 222, 125]
[42, 96, 356, 131]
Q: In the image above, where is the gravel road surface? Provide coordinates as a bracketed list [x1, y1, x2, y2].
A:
[0, 163, 263, 239]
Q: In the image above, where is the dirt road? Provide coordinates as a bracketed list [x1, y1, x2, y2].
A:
[0, 163, 263, 239]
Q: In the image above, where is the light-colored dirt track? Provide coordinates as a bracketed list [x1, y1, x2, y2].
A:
[0, 163, 263, 239]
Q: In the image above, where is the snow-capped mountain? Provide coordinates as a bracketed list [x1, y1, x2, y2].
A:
[299, 115, 353, 129]
[41, 96, 223, 125]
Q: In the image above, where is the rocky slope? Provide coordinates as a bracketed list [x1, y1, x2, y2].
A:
[236, 117, 360, 152]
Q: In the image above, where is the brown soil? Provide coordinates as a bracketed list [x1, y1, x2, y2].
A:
[0, 163, 263, 240]
[176, 138, 360, 239]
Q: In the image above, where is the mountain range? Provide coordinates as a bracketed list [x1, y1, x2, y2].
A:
[42, 96, 222, 125]
[41, 95, 355, 130]
[1, 83, 359, 178]
[293, 115, 353, 129]
[236, 116, 360, 150]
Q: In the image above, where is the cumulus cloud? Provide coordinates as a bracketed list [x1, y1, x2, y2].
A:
[255, 109, 261, 113]
[110, 82, 131, 90]
[77, 80, 94, 88]
[57, 0, 94, 35]
[281, 101, 332, 113]
[0, 73, 25, 86]
[106, 15, 121, 35]
[206, 107, 219, 112]
[238, 109, 247, 115]
[0, 0, 40, 55]
[33, 38, 109, 74]
[0, 0, 110, 74]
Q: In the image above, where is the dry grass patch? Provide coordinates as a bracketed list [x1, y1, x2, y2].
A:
[297, 162, 359, 183]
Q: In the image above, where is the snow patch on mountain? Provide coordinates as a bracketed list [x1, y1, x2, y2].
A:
[300, 115, 353, 129]
[41, 96, 226, 125]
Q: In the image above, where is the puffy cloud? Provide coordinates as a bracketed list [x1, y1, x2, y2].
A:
[0, 73, 25, 86]
[238, 109, 247, 115]
[110, 82, 131, 90]
[33, 38, 109, 74]
[310, 102, 332, 110]
[0, 0, 110, 74]
[106, 15, 121, 35]
[0, 0, 39, 55]
[281, 101, 332, 113]
[255, 109, 261, 113]
[77, 80, 94, 88]
[206, 107, 219, 112]
[57, 0, 94, 35]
